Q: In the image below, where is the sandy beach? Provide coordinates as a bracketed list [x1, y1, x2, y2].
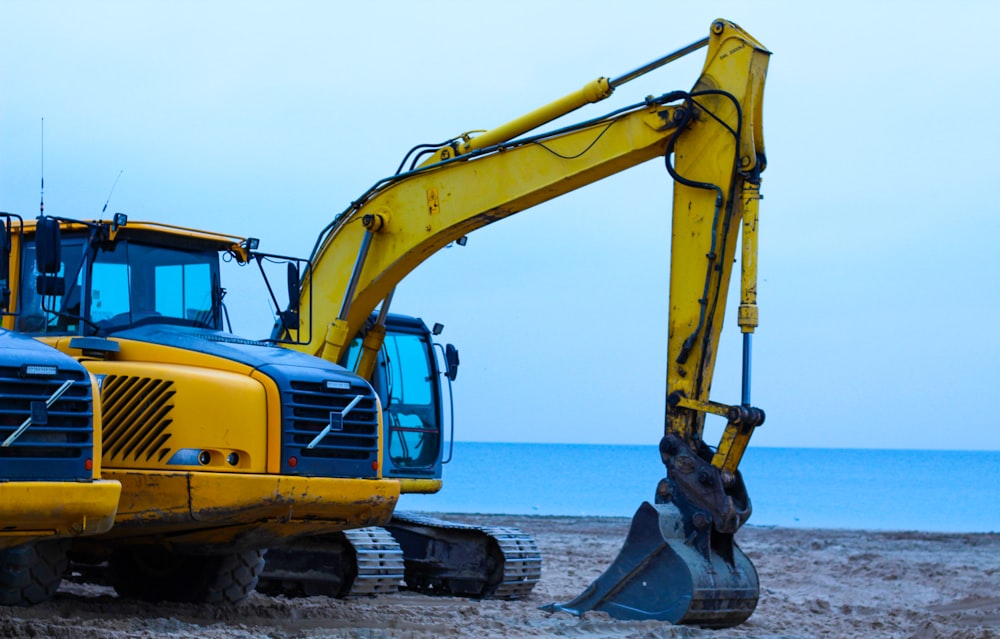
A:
[0, 513, 996, 639]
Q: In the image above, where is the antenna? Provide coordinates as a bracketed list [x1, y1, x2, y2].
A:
[101, 170, 123, 215]
[39, 118, 44, 216]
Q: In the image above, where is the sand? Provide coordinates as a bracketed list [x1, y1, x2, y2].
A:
[0, 513, 996, 639]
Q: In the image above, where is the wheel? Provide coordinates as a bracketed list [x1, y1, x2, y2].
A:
[109, 546, 264, 604]
[0, 540, 69, 606]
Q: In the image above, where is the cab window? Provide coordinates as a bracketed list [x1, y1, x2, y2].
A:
[16, 240, 86, 334]
[342, 329, 441, 469]
[89, 241, 219, 331]
[381, 331, 440, 469]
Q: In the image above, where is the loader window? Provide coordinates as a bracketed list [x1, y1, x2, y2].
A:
[89, 240, 220, 332]
[17, 240, 87, 334]
[89, 262, 131, 322]
[153, 263, 214, 325]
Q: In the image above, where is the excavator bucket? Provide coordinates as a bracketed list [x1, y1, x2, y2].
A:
[541, 501, 758, 627]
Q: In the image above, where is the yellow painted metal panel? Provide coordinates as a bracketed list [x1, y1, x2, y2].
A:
[84, 360, 269, 473]
[0, 479, 121, 547]
[397, 478, 443, 494]
[105, 470, 399, 546]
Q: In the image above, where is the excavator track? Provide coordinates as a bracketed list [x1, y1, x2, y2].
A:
[387, 512, 542, 599]
[341, 528, 406, 597]
[478, 525, 544, 599]
[258, 515, 542, 601]
[257, 528, 404, 598]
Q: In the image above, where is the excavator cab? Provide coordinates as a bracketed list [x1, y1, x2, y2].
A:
[341, 313, 454, 484]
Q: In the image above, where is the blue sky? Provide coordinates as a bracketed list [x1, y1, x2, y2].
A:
[2, 1, 998, 450]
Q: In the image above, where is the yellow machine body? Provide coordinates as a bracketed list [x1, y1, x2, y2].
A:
[4, 220, 399, 553]
[276, 19, 770, 626]
[0, 328, 122, 552]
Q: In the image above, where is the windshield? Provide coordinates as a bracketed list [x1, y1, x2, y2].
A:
[17, 236, 221, 335]
[90, 240, 220, 332]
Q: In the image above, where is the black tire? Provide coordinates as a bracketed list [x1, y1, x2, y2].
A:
[109, 546, 264, 604]
[0, 540, 69, 606]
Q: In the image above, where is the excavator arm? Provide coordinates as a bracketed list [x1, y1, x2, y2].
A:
[280, 19, 770, 627]
[289, 20, 766, 367]
[297, 99, 692, 359]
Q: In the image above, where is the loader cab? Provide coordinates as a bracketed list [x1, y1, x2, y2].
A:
[14, 221, 224, 336]
[342, 313, 457, 482]
[8, 216, 385, 483]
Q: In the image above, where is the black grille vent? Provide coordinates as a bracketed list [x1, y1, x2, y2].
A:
[284, 380, 378, 476]
[101, 375, 175, 463]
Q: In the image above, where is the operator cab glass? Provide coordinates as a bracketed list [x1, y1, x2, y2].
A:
[343, 323, 442, 474]
[18, 235, 222, 335]
[17, 239, 87, 334]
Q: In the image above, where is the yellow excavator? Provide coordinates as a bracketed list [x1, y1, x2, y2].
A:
[1, 212, 400, 603]
[264, 18, 770, 627]
[0, 214, 121, 605]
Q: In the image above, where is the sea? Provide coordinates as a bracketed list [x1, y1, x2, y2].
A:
[396, 443, 1000, 533]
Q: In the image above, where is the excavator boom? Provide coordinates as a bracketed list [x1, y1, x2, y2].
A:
[287, 19, 767, 370]
[279, 19, 770, 627]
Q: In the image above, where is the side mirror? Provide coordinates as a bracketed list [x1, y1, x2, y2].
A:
[34, 216, 65, 296]
[286, 262, 300, 312]
[444, 343, 460, 381]
[35, 216, 62, 274]
[279, 262, 300, 331]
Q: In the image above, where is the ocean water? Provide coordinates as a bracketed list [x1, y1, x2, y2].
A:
[396, 443, 1000, 533]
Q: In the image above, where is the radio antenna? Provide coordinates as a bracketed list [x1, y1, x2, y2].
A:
[101, 170, 123, 215]
[39, 118, 44, 216]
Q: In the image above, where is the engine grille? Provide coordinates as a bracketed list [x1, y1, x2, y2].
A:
[283, 379, 379, 477]
[94, 369, 379, 478]
[100, 375, 175, 464]
[0, 365, 94, 480]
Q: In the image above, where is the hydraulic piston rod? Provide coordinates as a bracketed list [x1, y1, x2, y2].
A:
[338, 230, 374, 321]
[738, 179, 761, 407]
[431, 35, 712, 161]
[609, 37, 709, 88]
